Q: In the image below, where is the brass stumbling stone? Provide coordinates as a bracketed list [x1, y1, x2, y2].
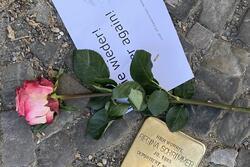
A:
[122, 117, 206, 167]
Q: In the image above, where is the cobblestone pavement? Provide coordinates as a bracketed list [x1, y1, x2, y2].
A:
[0, 0, 249, 166]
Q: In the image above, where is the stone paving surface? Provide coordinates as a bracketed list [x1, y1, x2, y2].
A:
[0, 0, 250, 166]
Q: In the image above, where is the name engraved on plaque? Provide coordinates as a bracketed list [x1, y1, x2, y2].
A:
[121, 117, 206, 167]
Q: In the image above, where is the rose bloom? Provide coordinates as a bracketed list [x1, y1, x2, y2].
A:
[16, 78, 59, 125]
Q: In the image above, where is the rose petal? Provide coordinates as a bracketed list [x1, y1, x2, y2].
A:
[46, 110, 55, 124]
[16, 87, 29, 116]
[28, 115, 47, 125]
[16, 88, 20, 112]
[25, 99, 50, 120]
[24, 81, 53, 95]
[47, 98, 59, 112]
[25, 103, 50, 125]
[39, 78, 54, 88]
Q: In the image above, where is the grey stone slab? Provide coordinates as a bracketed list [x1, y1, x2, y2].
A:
[0, 62, 35, 110]
[0, 0, 10, 11]
[187, 22, 214, 50]
[196, 67, 241, 103]
[201, 40, 243, 77]
[185, 106, 221, 135]
[238, 10, 250, 46]
[0, 9, 11, 29]
[165, 0, 196, 20]
[36, 131, 76, 167]
[29, 0, 51, 26]
[0, 112, 36, 167]
[242, 65, 250, 90]
[63, 46, 76, 69]
[199, 0, 237, 32]
[30, 41, 59, 64]
[236, 149, 250, 167]
[11, 18, 31, 38]
[216, 112, 250, 146]
[0, 28, 6, 45]
[180, 35, 194, 51]
[0, 41, 24, 65]
[208, 148, 238, 167]
[196, 39, 249, 103]
[1, 62, 34, 82]
[41, 110, 82, 141]
[192, 80, 221, 102]
[179, 35, 194, 60]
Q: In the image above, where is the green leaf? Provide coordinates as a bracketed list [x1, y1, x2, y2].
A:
[31, 124, 49, 134]
[88, 96, 111, 111]
[112, 81, 144, 99]
[173, 80, 195, 99]
[73, 49, 109, 85]
[87, 109, 111, 139]
[107, 102, 129, 119]
[92, 78, 116, 93]
[148, 90, 169, 116]
[141, 109, 153, 116]
[130, 50, 159, 93]
[128, 89, 145, 111]
[105, 101, 111, 111]
[94, 78, 117, 87]
[60, 104, 79, 112]
[165, 106, 189, 132]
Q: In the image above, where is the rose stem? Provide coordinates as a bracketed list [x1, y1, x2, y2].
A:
[57, 92, 250, 113]
[170, 96, 250, 113]
[57, 93, 112, 100]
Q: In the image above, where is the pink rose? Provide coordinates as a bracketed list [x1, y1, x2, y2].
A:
[16, 78, 59, 125]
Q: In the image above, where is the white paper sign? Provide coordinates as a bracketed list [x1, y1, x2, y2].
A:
[52, 0, 194, 90]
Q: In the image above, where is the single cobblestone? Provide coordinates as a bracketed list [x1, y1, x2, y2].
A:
[36, 131, 76, 167]
[0, 112, 37, 167]
[185, 105, 221, 136]
[31, 0, 51, 26]
[236, 148, 250, 167]
[187, 22, 214, 50]
[208, 148, 238, 167]
[30, 41, 59, 65]
[216, 112, 250, 146]
[238, 10, 250, 46]
[200, 0, 237, 32]
[165, 0, 196, 20]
